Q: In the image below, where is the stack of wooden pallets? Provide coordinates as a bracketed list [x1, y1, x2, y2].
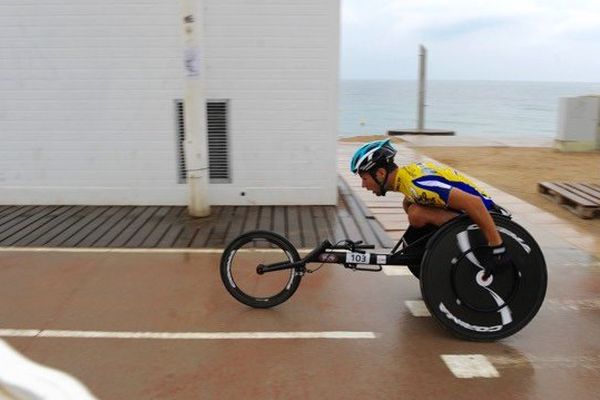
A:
[538, 182, 600, 219]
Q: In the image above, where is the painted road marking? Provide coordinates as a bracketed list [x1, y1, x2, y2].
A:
[383, 266, 412, 276]
[0, 339, 97, 399]
[441, 354, 500, 378]
[0, 247, 313, 254]
[546, 298, 600, 311]
[562, 262, 600, 268]
[404, 300, 431, 317]
[0, 330, 377, 340]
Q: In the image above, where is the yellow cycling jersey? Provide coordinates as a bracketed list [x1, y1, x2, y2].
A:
[394, 162, 494, 209]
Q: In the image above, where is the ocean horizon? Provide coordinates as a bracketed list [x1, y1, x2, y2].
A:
[339, 79, 600, 140]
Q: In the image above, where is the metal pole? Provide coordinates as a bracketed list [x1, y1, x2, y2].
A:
[417, 45, 427, 132]
[180, 0, 210, 217]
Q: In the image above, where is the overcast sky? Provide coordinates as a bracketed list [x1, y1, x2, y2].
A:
[341, 0, 600, 82]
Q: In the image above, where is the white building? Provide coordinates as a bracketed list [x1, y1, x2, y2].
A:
[0, 0, 339, 206]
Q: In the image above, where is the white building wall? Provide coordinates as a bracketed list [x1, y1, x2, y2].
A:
[0, 0, 339, 206]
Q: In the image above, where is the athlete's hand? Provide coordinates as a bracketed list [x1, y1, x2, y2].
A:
[483, 244, 512, 280]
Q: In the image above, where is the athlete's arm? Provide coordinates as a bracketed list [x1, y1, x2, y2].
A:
[447, 188, 502, 246]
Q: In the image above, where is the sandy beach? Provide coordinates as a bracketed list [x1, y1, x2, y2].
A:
[340, 135, 600, 239]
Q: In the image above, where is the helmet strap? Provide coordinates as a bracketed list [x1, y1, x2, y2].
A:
[369, 168, 390, 197]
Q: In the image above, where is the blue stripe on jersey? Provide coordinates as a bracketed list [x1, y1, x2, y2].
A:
[413, 176, 495, 210]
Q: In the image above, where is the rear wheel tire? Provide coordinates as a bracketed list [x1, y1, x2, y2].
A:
[420, 215, 547, 341]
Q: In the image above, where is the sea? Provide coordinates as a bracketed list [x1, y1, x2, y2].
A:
[339, 80, 600, 139]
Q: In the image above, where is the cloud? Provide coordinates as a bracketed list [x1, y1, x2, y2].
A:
[341, 0, 600, 81]
[421, 16, 519, 40]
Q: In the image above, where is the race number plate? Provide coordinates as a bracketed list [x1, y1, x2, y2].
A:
[345, 252, 370, 264]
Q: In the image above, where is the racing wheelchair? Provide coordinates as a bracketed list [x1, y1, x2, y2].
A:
[220, 207, 547, 341]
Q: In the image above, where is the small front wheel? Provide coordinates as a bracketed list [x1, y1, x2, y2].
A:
[220, 230, 303, 308]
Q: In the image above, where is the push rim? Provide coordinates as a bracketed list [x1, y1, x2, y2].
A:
[449, 246, 521, 313]
[420, 215, 547, 341]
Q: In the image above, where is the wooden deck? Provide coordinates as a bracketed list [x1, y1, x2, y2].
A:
[0, 181, 394, 249]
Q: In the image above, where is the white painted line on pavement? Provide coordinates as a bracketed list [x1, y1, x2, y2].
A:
[441, 354, 500, 378]
[562, 262, 600, 268]
[383, 266, 412, 276]
[0, 247, 313, 255]
[0, 329, 377, 340]
[546, 298, 600, 311]
[404, 300, 431, 317]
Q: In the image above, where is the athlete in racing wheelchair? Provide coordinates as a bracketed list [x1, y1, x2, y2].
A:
[220, 140, 547, 341]
[351, 139, 509, 281]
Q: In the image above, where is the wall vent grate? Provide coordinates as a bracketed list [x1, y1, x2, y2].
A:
[175, 99, 231, 184]
[207, 100, 231, 183]
[174, 100, 187, 184]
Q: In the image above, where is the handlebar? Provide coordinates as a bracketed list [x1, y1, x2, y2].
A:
[329, 240, 375, 251]
[355, 244, 375, 249]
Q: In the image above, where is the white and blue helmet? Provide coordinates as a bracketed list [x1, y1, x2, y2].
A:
[350, 139, 397, 174]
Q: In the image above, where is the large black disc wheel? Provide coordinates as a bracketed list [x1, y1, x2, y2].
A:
[420, 215, 547, 341]
[220, 230, 303, 308]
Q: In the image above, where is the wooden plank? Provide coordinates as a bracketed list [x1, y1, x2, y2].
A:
[0, 206, 46, 234]
[156, 224, 184, 248]
[571, 183, 600, 202]
[324, 205, 347, 243]
[345, 178, 398, 248]
[272, 206, 286, 237]
[558, 183, 600, 205]
[368, 219, 395, 248]
[582, 182, 600, 192]
[286, 206, 302, 248]
[538, 182, 598, 219]
[243, 206, 260, 232]
[338, 178, 375, 218]
[0, 206, 20, 219]
[76, 207, 134, 247]
[158, 208, 209, 248]
[299, 206, 317, 247]
[48, 207, 113, 246]
[0, 206, 71, 246]
[345, 187, 396, 247]
[312, 206, 332, 243]
[340, 191, 379, 246]
[338, 178, 353, 195]
[93, 207, 147, 247]
[110, 206, 160, 247]
[174, 206, 220, 248]
[0, 206, 60, 243]
[174, 223, 200, 248]
[538, 182, 596, 207]
[257, 206, 273, 232]
[189, 217, 215, 248]
[142, 207, 184, 247]
[205, 207, 233, 247]
[125, 206, 172, 248]
[223, 206, 249, 244]
[337, 207, 362, 243]
[575, 206, 596, 219]
[15, 206, 86, 246]
[330, 211, 350, 243]
[370, 208, 404, 214]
